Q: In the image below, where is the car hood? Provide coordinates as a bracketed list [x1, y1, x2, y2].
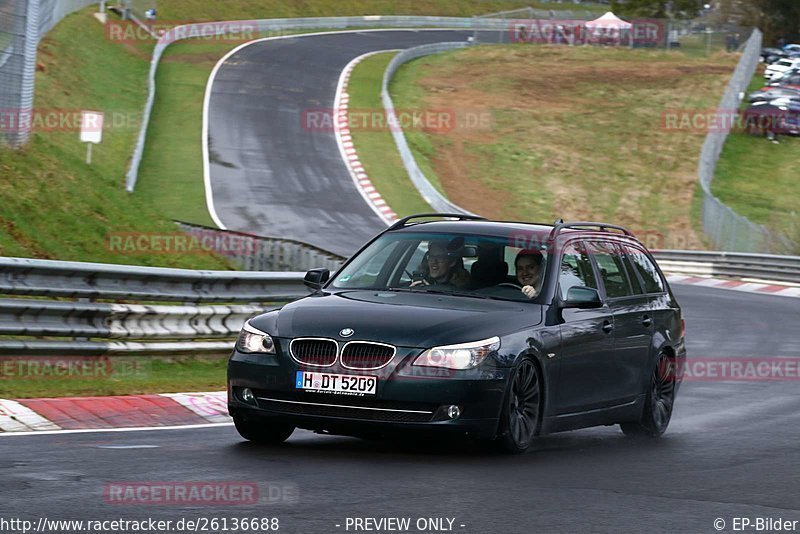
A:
[249, 290, 543, 348]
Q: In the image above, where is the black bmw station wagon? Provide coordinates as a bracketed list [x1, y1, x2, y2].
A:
[228, 215, 686, 453]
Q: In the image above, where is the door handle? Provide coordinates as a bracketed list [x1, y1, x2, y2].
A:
[642, 315, 652, 327]
[602, 320, 613, 334]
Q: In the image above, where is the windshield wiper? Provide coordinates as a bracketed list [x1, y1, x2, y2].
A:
[386, 287, 493, 299]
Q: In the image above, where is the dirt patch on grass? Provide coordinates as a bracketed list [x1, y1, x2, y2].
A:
[398, 46, 738, 248]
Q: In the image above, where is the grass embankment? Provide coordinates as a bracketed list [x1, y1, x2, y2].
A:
[0, 0, 610, 264]
[711, 68, 800, 249]
[0, 356, 227, 398]
[362, 45, 739, 249]
[0, 9, 229, 268]
[155, 0, 606, 20]
[344, 52, 433, 216]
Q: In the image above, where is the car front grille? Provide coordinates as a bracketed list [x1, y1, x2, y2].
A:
[255, 397, 435, 423]
[341, 341, 396, 369]
[289, 338, 337, 367]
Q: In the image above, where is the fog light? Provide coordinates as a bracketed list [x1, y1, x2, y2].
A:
[447, 405, 461, 420]
[241, 388, 255, 403]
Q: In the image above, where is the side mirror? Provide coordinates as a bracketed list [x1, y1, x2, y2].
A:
[561, 286, 602, 309]
[304, 268, 330, 291]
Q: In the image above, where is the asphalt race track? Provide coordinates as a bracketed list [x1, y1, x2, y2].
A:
[3, 285, 800, 532]
[206, 30, 479, 256]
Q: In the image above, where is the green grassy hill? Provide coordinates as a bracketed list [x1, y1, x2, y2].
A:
[0, 10, 229, 268]
[0, 1, 607, 266]
[350, 45, 739, 249]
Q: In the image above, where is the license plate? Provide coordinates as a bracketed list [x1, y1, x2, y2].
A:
[295, 371, 377, 396]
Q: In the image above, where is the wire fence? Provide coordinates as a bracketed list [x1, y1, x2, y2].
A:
[0, 0, 96, 148]
[472, 9, 750, 53]
[695, 28, 793, 253]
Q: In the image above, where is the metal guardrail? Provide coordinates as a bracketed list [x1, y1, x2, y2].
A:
[174, 221, 344, 272]
[125, 15, 511, 192]
[382, 42, 476, 215]
[0, 257, 307, 301]
[0, 257, 307, 355]
[652, 250, 800, 284]
[1, 252, 798, 355]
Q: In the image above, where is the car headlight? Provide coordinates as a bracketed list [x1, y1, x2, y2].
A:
[235, 321, 276, 354]
[413, 336, 500, 370]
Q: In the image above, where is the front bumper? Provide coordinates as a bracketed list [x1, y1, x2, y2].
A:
[227, 343, 510, 440]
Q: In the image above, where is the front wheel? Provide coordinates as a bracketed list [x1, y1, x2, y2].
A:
[233, 415, 295, 444]
[495, 358, 542, 453]
[620, 353, 675, 438]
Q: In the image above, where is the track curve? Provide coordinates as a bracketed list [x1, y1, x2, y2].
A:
[3, 286, 800, 531]
[205, 30, 476, 257]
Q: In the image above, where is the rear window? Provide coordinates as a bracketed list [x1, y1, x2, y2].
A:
[623, 245, 665, 294]
[589, 241, 634, 298]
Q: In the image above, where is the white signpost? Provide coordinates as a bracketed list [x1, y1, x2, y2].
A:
[80, 110, 103, 165]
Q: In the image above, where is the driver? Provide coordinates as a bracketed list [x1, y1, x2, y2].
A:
[411, 239, 470, 288]
[514, 249, 544, 299]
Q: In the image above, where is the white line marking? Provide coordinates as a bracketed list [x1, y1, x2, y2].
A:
[0, 400, 60, 432]
[0, 422, 232, 437]
[95, 444, 161, 449]
[203, 30, 455, 231]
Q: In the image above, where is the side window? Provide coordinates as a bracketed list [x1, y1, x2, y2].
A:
[396, 241, 429, 284]
[624, 245, 665, 294]
[558, 242, 598, 300]
[336, 240, 402, 287]
[590, 241, 634, 298]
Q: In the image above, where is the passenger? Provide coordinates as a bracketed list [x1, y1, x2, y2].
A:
[514, 249, 544, 299]
[411, 239, 470, 288]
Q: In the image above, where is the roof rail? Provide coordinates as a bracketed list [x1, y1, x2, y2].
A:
[388, 213, 487, 230]
[548, 221, 634, 241]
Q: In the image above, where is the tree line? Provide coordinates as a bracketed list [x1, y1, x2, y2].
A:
[609, 0, 799, 43]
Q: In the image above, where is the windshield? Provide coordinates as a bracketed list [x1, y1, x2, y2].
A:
[330, 232, 549, 303]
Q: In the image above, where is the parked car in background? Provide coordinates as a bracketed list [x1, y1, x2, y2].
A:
[761, 47, 787, 64]
[768, 69, 800, 90]
[744, 98, 800, 137]
[748, 86, 800, 103]
[764, 58, 800, 80]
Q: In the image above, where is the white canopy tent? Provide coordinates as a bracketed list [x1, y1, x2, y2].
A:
[585, 11, 633, 46]
[585, 11, 632, 31]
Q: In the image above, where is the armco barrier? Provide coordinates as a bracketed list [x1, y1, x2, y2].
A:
[125, 16, 511, 192]
[1, 251, 798, 355]
[0, 256, 307, 355]
[174, 221, 344, 272]
[382, 42, 476, 215]
[653, 250, 800, 284]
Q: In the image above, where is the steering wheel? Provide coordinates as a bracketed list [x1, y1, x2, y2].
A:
[496, 282, 522, 289]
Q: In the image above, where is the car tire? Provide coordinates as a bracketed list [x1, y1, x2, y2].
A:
[495, 358, 542, 454]
[620, 352, 675, 438]
[233, 415, 295, 444]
